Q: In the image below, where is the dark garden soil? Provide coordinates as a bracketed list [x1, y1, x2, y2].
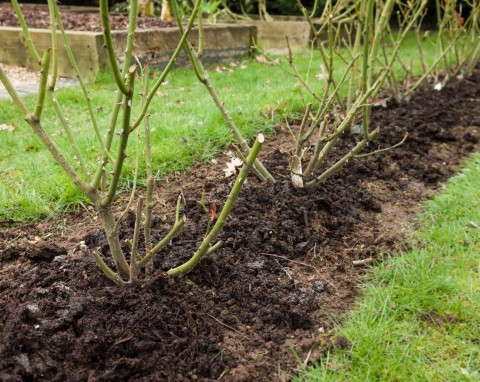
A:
[1, 58, 480, 381]
[0, 3, 175, 32]
[2, 4, 479, 382]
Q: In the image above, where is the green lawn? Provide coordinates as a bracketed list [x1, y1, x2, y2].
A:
[299, 153, 480, 381]
[0, 56, 305, 220]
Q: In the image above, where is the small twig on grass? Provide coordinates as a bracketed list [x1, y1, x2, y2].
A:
[303, 348, 313, 366]
[0, 219, 24, 226]
[352, 257, 374, 266]
[468, 221, 479, 229]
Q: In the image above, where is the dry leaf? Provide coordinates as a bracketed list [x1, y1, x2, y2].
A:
[373, 97, 390, 108]
[27, 236, 42, 244]
[315, 65, 327, 81]
[223, 157, 243, 177]
[215, 65, 233, 73]
[0, 124, 15, 132]
[255, 54, 278, 65]
[255, 54, 270, 65]
[209, 203, 217, 223]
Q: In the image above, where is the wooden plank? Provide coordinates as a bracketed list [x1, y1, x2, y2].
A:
[0, 27, 103, 78]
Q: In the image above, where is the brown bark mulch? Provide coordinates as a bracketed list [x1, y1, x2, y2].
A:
[0, 3, 175, 32]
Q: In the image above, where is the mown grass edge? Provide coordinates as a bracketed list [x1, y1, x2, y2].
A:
[299, 152, 480, 382]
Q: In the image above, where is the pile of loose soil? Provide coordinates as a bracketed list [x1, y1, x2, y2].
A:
[1, 68, 479, 381]
[0, 3, 175, 31]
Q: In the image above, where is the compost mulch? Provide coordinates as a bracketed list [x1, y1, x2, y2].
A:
[1, 61, 480, 380]
[0, 3, 175, 31]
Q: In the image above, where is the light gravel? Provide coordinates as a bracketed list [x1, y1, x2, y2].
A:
[0, 64, 78, 99]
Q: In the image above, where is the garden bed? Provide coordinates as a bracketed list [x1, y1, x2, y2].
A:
[1, 66, 479, 380]
[0, 3, 255, 77]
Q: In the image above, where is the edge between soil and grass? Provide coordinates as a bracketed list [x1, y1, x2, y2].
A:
[0, 33, 449, 221]
[298, 152, 480, 381]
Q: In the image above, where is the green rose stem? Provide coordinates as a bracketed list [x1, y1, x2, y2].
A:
[136, 215, 187, 269]
[90, 0, 140, 189]
[129, 197, 144, 282]
[0, 64, 28, 116]
[47, 92, 91, 178]
[96, 65, 139, 279]
[100, 0, 132, 96]
[101, 65, 137, 208]
[51, 0, 115, 166]
[0, 59, 99, 205]
[167, 134, 265, 276]
[289, 0, 428, 189]
[360, 0, 375, 139]
[10, 0, 95, 178]
[33, 50, 50, 120]
[171, 0, 275, 183]
[10, 0, 41, 64]
[142, 64, 154, 256]
[1, 0, 262, 285]
[47, 0, 58, 90]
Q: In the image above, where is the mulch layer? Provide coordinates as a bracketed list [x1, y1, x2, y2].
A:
[0, 3, 175, 32]
[1, 65, 480, 381]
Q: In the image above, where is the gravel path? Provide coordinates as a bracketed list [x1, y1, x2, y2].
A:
[0, 64, 79, 99]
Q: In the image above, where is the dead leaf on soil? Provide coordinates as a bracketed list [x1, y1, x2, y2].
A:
[373, 97, 391, 108]
[0, 124, 15, 132]
[223, 157, 243, 177]
[27, 236, 42, 244]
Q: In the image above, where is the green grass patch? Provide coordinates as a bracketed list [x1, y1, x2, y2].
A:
[0, 32, 456, 220]
[0, 56, 303, 220]
[299, 152, 480, 382]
